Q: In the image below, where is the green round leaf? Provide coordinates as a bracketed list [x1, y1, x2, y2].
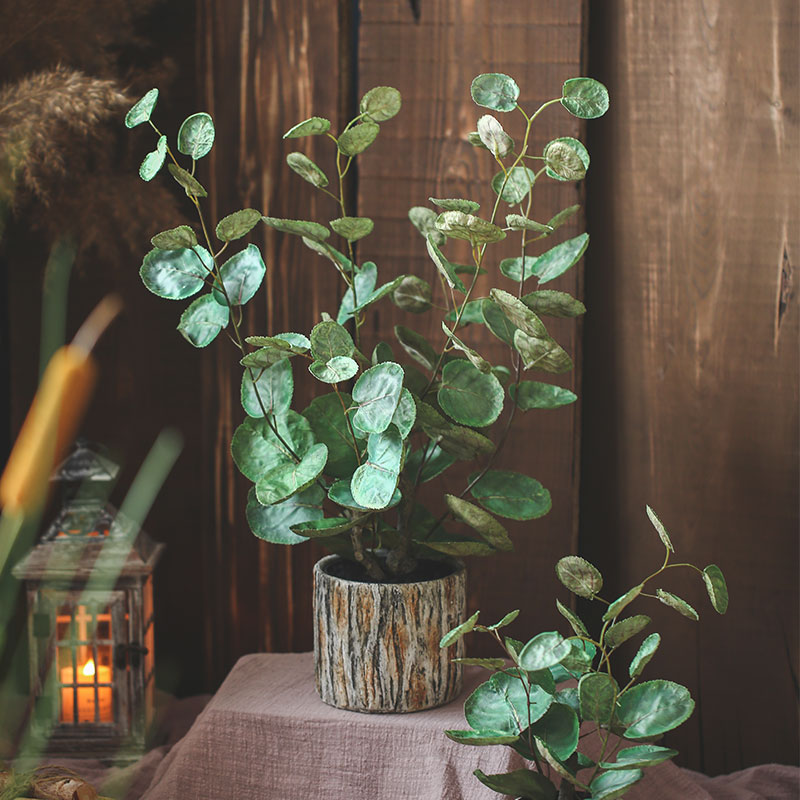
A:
[477, 114, 513, 157]
[657, 589, 699, 621]
[470, 470, 551, 521]
[404, 444, 455, 484]
[283, 116, 331, 139]
[212, 244, 266, 306]
[434, 211, 506, 244]
[287, 152, 328, 187]
[302, 392, 363, 479]
[426, 237, 467, 293]
[139, 134, 167, 181]
[177, 293, 229, 347]
[548, 204, 581, 231]
[438, 360, 503, 427]
[481, 299, 518, 346]
[646, 505, 675, 552]
[491, 166, 536, 204]
[474, 768, 557, 798]
[445, 495, 512, 551]
[337, 262, 378, 324]
[579, 672, 619, 724]
[177, 112, 215, 159]
[488, 609, 519, 630]
[589, 769, 643, 800]
[560, 638, 596, 674]
[394, 324, 438, 371]
[140, 246, 213, 299]
[510, 381, 577, 410]
[310, 319, 355, 361]
[392, 275, 432, 313]
[514, 329, 573, 374]
[231, 411, 314, 481]
[444, 730, 518, 746]
[555, 599, 588, 638]
[429, 198, 480, 214]
[521, 290, 586, 318]
[544, 137, 589, 181]
[290, 516, 362, 538]
[530, 702, 579, 761]
[337, 121, 380, 156]
[360, 86, 402, 121]
[600, 744, 678, 770]
[151, 225, 197, 250]
[703, 564, 729, 614]
[409, 206, 445, 246]
[505, 214, 553, 234]
[261, 216, 330, 242]
[242, 358, 293, 418]
[555, 555, 603, 598]
[440, 610, 480, 648]
[167, 163, 207, 197]
[125, 88, 158, 128]
[470, 73, 520, 112]
[390, 388, 416, 439]
[561, 77, 610, 119]
[328, 478, 400, 511]
[616, 680, 695, 738]
[603, 584, 643, 621]
[490, 288, 549, 338]
[499, 255, 539, 283]
[629, 632, 661, 679]
[308, 355, 358, 384]
[605, 615, 651, 649]
[330, 216, 374, 242]
[255, 442, 328, 505]
[351, 362, 404, 434]
[216, 209, 262, 242]
[519, 631, 571, 671]
[246, 485, 324, 544]
[465, 671, 552, 734]
[536, 233, 590, 285]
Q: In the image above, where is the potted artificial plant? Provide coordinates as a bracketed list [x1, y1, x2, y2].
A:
[125, 72, 608, 712]
[440, 508, 729, 799]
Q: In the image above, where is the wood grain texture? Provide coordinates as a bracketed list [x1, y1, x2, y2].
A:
[313, 555, 465, 712]
[356, 0, 587, 653]
[197, 0, 346, 684]
[582, 0, 799, 773]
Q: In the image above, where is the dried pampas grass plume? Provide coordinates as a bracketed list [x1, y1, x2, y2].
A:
[0, 66, 130, 208]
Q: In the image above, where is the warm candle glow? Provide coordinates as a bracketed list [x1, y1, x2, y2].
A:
[60, 657, 113, 723]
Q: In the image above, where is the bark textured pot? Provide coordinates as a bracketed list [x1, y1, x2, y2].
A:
[313, 554, 466, 713]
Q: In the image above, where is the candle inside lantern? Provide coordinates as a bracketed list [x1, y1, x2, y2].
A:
[59, 657, 113, 723]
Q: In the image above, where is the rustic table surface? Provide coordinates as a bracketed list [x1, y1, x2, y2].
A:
[139, 653, 798, 800]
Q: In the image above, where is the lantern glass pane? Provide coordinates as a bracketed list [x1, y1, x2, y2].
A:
[56, 602, 115, 724]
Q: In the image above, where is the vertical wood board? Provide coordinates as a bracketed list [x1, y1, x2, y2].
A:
[582, 0, 799, 773]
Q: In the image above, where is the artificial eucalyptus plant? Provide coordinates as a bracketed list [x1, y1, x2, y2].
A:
[440, 508, 729, 800]
[125, 73, 608, 581]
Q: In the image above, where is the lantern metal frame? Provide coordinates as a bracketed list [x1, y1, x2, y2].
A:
[12, 443, 163, 760]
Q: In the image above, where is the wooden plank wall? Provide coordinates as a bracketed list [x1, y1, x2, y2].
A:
[196, 0, 347, 682]
[357, 0, 587, 650]
[582, 0, 799, 773]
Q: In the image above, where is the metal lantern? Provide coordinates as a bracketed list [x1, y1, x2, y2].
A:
[12, 441, 163, 760]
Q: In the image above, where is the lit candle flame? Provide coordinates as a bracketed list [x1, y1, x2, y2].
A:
[82, 659, 96, 678]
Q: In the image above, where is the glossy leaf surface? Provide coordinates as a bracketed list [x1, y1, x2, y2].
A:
[139, 135, 167, 181]
[536, 233, 590, 284]
[605, 615, 651, 649]
[470, 470, 551, 520]
[167, 163, 207, 197]
[360, 86, 402, 121]
[283, 116, 331, 138]
[330, 216, 374, 241]
[351, 362, 404, 434]
[579, 672, 618, 724]
[177, 294, 229, 347]
[125, 88, 158, 128]
[177, 112, 215, 159]
[499, 255, 539, 283]
[601, 745, 678, 770]
[521, 290, 586, 318]
[246, 485, 323, 545]
[231, 412, 314, 481]
[530, 703, 579, 761]
[438, 360, 503, 427]
[470, 73, 520, 112]
[216, 209, 261, 241]
[242, 359, 293, 418]
[629, 633, 661, 679]
[351, 426, 403, 509]
[302, 392, 363, 478]
[589, 769, 643, 800]
[519, 631, 572, 671]
[310, 320, 355, 362]
[555, 555, 603, 598]
[140, 246, 212, 299]
[440, 610, 480, 648]
[446, 495, 511, 551]
[337, 121, 380, 155]
[255, 442, 328, 505]
[657, 589, 699, 621]
[151, 225, 197, 250]
[474, 769, 556, 799]
[510, 381, 577, 410]
[703, 564, 729, 614]
[561, 77, 610, 119]
[287, 152, 328, 187]
[465, 671, 552, 734]
[491, 166, 536, 204]
[616, 680, 694, 738]
[426, 236, 467, 292]
[544, 136, 589, 181]
[261, 216, 329, 242]
[212, 244, 266, 306]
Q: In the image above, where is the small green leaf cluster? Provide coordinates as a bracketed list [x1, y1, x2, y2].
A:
[440, 507, 729, 799]
[126, 75, 608, 581]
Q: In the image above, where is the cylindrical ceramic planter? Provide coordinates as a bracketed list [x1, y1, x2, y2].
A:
[313, 554, 466, 713]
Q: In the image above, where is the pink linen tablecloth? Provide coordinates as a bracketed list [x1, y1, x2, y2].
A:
[141, 653, 799, 800]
